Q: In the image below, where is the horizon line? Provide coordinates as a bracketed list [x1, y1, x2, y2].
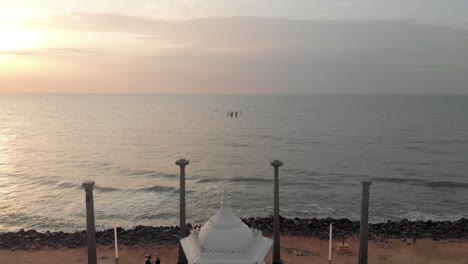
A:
[1, 92, 468, 96]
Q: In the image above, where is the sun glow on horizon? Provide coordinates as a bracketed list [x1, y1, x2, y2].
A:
[0, 24, 45, 51]
[0, 21, 47, 72]
[0, 8, 46, 70]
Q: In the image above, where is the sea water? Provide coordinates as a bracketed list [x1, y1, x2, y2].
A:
[0, 94, 467, 232]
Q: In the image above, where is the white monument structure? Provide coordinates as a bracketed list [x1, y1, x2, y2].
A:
[180, 189, 273, 264]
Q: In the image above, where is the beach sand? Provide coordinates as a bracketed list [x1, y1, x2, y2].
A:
[1, 236, 467, 264]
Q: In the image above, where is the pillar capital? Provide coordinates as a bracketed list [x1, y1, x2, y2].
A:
[176, 159, 190, 167]
[362, 181, 372, 190]
[270, 160, 283, 168]
[83, 181, 95, 192]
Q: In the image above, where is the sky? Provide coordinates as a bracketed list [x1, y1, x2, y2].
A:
[0, 0, 468, 94]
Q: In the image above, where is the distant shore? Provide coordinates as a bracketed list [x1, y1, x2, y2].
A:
[1, 217, 467, 250]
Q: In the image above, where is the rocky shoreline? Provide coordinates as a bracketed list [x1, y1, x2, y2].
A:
[1, 217, 467, 250]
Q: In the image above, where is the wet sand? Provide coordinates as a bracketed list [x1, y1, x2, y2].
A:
[1, 236, 467, 264]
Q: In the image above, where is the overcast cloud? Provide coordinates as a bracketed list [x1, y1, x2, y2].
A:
[1, 1, 467, 93]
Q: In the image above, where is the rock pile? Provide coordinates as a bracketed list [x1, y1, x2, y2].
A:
[1, 217, 467, 250]
[243, 216, 468, 240]
[243, 216, 360, 239]
[0, 226, 182, 250]
[370, 219, 468, 240]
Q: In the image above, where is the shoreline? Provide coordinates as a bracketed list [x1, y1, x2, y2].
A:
[1, 236, 468, 264]
[1, 217, 467, 250]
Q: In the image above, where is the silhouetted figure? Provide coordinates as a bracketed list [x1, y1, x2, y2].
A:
[155, 257, 161, 264]
[235, 111, 238, 117]
[146, 256, 152, 264]
[230, 112, 233, 118]
[227, 111, 230, 117]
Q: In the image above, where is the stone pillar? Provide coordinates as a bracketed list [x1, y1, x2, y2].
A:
[176, 159, 189, 264]
[83, 181, 97, 264]
[358, 181, 372, 264]
[271, 160, 284, 264]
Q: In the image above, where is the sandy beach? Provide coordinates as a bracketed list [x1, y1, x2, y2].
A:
[1, 236, 467, 264]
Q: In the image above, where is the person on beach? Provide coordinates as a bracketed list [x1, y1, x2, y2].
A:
[145, 256, 152, 264]
[155, 257, 161, 264]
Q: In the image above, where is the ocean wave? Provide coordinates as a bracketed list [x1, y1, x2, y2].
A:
[224, 143, 250, 148]
[55, 181, 82, 190]
[429, 150, 452, 155]
[433, 139, 468, 144]
[195, 177, 223, 183]
[85, 161, 114, 171]
[389, 210, 468, 222]
[376, 177, 468, 189]
[403, 146, 422, 150]
[136, 212, 176, 220]
[228, 177, 273, 183]
[283, 168, 321, 176]
[394, 168, 418, 176]
[427, 181, 468, 189]
[20, 177, 61, 187]
[415, 161, 437, 166]
[285, 139, 313, 145]
[95, 186, 120, 193]
[119, 169, 175, 179]
[192, 176, 269, 185]
[135, 185, 176, 192]
[53, 181, 119, 193]
[407, 140, 428, 144]
[283, 181, 321, 187]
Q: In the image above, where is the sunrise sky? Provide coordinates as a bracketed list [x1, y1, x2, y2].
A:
[1, 0, 468, 94]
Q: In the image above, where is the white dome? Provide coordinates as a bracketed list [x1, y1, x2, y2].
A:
[180, 188, 273, 264]
[197, 190, 253, 250]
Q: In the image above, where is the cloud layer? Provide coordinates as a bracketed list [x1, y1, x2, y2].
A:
[2, 15, 468, 94]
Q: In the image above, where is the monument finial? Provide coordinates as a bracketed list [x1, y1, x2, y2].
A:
[221, 187, 230, 207]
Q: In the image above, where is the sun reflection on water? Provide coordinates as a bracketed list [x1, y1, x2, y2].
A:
[0, 127, 13, 174]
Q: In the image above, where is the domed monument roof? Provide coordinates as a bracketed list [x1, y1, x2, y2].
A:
[197, 189, 253, 250]
[180, 188, 273, 264]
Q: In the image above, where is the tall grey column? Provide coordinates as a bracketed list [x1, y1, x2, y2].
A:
[83, 181, 97, 264]
[358, 181, 372, 264]
[176, 159, 189, 264]
[271, 160, 284, 264]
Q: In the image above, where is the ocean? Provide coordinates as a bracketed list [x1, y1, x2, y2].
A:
[0, 94, 467, 232]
